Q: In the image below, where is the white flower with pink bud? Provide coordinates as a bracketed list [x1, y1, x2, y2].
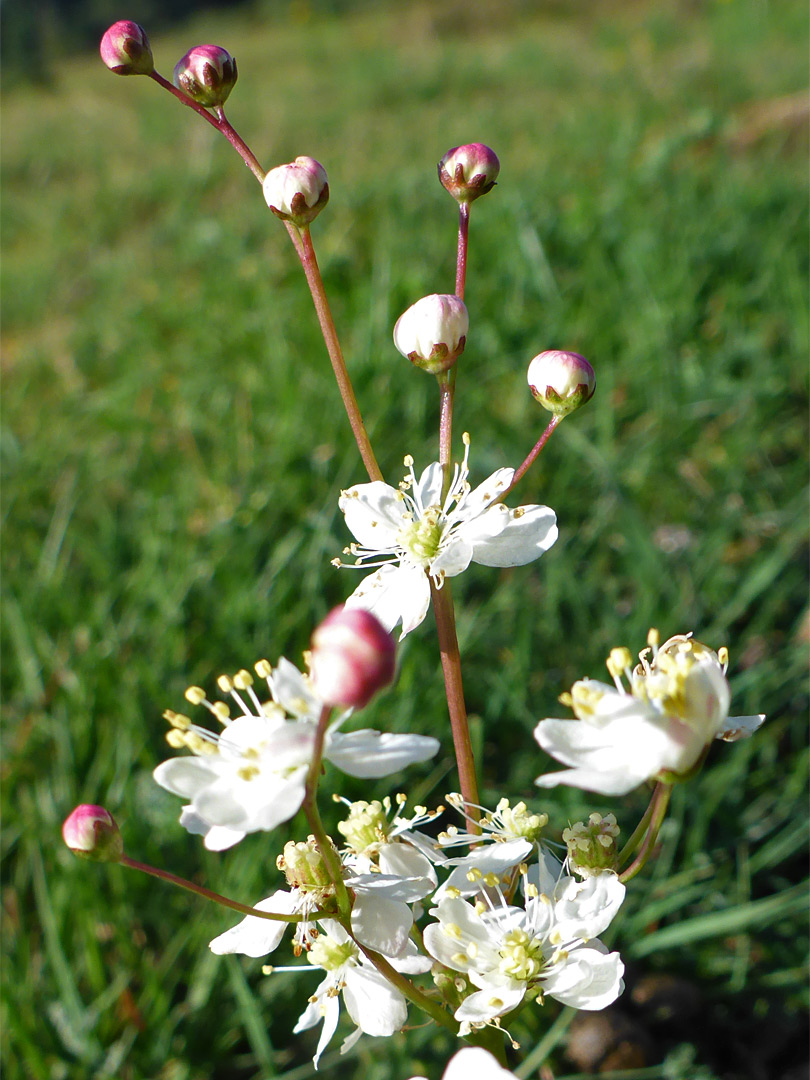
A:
[62, 805, 123, 862]
[263, 157, 329, 226]
[173, 45, 238, 108]
[438, 143, 500, 204]
[99, 21, 153, 76]
[393, 294, 469, 375]
[309, 606, 395, 709]
[527, 350, 596, 417]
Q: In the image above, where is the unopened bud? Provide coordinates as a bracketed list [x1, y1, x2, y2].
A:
[310, 606, 395, 709]
[173, 45, 238, 108]
[62, 805, 123, 862]
[527, 350, 595, 417]
[438, 143, 500, 204]
[562, 813, 620, 878]
[263, 157, 329, 227]
[278, 837, 336, 891]
[393, 294, 468, 375]
[100, 21, 153, 76]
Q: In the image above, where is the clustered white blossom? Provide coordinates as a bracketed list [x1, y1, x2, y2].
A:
[78, 48, 770, 1077]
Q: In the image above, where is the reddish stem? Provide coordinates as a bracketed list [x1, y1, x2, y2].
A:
[455, 202, 470, 299]
[500, 414, 561, 500]
[148, 72, 265, 183]
[431, 579, 480, 823]
[294, 226, 382, 482]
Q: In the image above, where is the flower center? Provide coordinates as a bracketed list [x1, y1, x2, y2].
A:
[338, 799, 390, 854]
[308, 933, 357, 972]
[498, 928, 544, 982]
[397, 508, 443, 566]
[492, 798, 548, 843]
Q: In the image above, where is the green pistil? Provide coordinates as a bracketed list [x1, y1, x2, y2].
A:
[337, 800, 390, 854]
[397, 510, 443, 565]
[308, 934, 356, 972]
[498, 929, 544, 982]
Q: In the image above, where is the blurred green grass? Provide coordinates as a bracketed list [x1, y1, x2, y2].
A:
[2, 1, 808, 1078]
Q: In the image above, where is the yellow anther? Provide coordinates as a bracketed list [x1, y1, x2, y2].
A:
[526, 883, 539, 899]
[445, 886, 461, 899]
[217, 674, 233, 693]
[466, 942, 479, 959]
[403, 454, 414, 466]
[212, 701, 231, 723]
[462, 431, 470, 446]
[444, 922, 462, 940]
[237, 765, 260, 781]
[234, 669, 254, 690]
[163, 709, 191, 730]
[647, 627, 660, 648]
[718, 646, 729, 667]
[185, 686, 206, 705]
[165, 729, 186, 749]
[261, 965, 274, 975]
[558, 691, 574, 708]
[483, 873, 499, 888]
[607, 647, 633, 677]
[396, 793, 407, 805]
[451, 952, 469, 967]
[466, 867, 483, 882]
[186, 732, 216, 755]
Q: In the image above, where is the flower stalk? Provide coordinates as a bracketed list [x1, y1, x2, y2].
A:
[618, 782, 672, 883]
[293, 225, 383, 482]
[353, 939, 459, 1033]
[120, 856, 307, 922]
[501, 414, 560, 500]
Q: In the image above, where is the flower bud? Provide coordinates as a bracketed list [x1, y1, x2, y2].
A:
[562, 813, 620, 878]
[310, 606, 395, 709]
[99, 21, 153, 76]
[527, 350, 595, 417]
[262, 157, 329, 227]
[173, 45, 238, 108]
[393, 294, 468, 375]
[438, 143, 500, 204]
[277, 837, 336, 892]
[62, 805, 123, 862]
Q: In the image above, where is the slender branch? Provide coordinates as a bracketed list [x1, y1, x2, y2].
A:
[354, 938, 458, 1033]
[617, 788, 657, 868]
[619, 782, 672, 883]
[148, 72, 265, 183]
[301, 706, 353, 919]
[455, 202, 470, 299]
[293, 226, 383, 482]
[431, 579, 480, 824]
[120, 856, 305, 923]
[500, 414, 560, 501]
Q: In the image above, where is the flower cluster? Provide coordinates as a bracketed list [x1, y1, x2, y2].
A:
[61, 25, 769, 1080]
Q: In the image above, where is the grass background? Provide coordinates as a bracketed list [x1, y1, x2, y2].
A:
[2, 0, 808, 1077]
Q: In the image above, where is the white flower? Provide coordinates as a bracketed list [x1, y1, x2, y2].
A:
[154, 658, 439, 850]
[423, 865, 625, 1026]
[291, 921, 431, 1069]
[432, 795, 548, 901]
[334, 434, 558, 636]
[409, 1046, 517, 1080]
[262, 156, 328, 224]
[534, 631, 766, 796]
[393, 294, 469, 374]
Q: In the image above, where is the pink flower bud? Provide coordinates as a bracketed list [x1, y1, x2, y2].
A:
[393, 294, 468, 375]
[263, 157, 329, 226]
[438, 143, 500, 204]
[310, 606, 395, 709]
[62, 805, 123, 862]
[527, 350, 596, 417]
[173, 45, 238, 108]
[99, 21, 153, 76]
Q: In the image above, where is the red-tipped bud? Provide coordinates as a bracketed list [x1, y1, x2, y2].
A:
[438, 143, 500, 204]
[263, 157, 329, 227]
[393, 294, 469, 375]
[62, 805, 123, 862]
[527, 350, 596, 417]
[100, 21, 153, 76]
[310, 606, 396, 710]
[173, 45, 238, 108]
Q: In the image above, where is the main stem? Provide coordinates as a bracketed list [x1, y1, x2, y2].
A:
[294, 227, 382, 482]
[148, 73, 265, 183]
[120, 856, 304, 923]
[431, 579, 480, 820]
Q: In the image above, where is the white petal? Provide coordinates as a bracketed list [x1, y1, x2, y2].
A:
[270, 657, 322, 719]
[325, 729, 439, 777]
[178, 808, 247, 851]
[415, 462, 444, 511]
[153, 756, 220, 799]
[442, 1047, 519, 1080]
[468, 504, 558, 567]
[350, 894, 413, 955]
[543, 941, 625, 1011]
[347, 872, 431, 903]
[716, 713, 766, 741]
[345, 563, 431, 637]
[454, 982, 525, 1023]
[312, 992, 341, 1070]
[423, 898, 496, 975]
[209, 890, 296, 957]
[552, 873, 626, 940]
[340, 481, 407, 547]
[378, 844, 437, 892]
[430, 537, 473, 578]
[681, 659, 731, 737]
[455, 468, 515, 520]
[433, 839, 532, 900]
[342, 966, 408, 1036]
